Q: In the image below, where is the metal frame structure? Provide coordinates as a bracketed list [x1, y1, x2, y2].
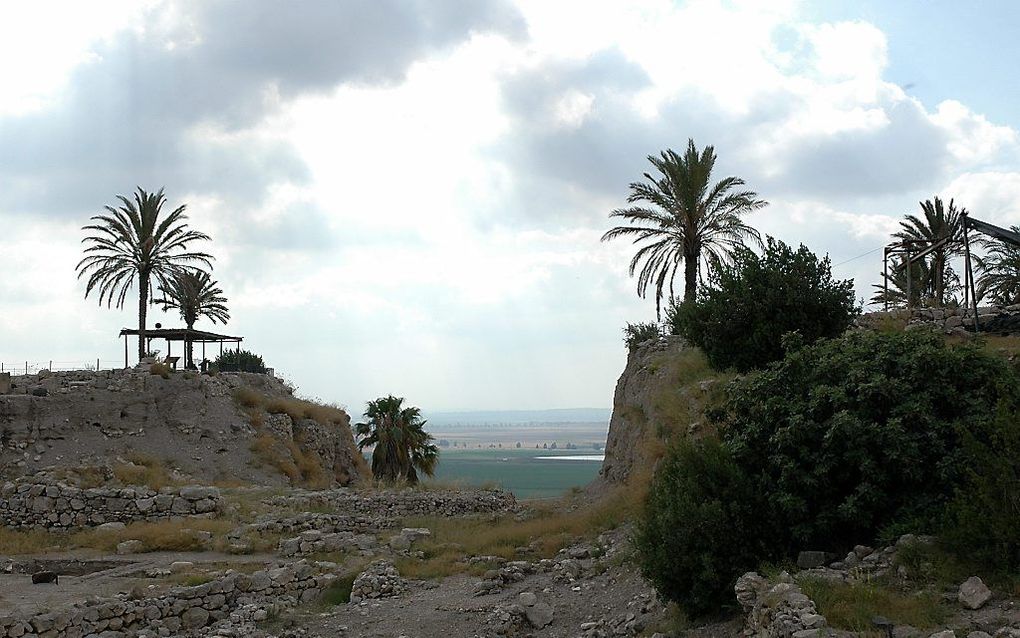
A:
[886, 214, 1020, 329]
[959, 214, 1020, 332]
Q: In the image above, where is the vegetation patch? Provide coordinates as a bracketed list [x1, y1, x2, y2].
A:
[799, 578, 949, 633]
[671, 237, 859, 372]
[638, 330, 1020, 617]
[395, 487, 640, 579]
[111, 452, 177, 490]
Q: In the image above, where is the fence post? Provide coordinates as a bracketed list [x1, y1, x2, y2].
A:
[97, 358, 100, 371]
[49, 360, 52, 372]
[25, 361, 28, 375]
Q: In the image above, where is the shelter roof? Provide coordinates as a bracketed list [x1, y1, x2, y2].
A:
[118, 328, 242, 342]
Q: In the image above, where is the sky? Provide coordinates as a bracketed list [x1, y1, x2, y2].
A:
[2, 0, 1020, 413]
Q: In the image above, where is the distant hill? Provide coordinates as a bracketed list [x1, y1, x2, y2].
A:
[424, 408, 611, 427]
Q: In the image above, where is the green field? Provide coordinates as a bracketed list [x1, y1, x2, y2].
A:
[427, 448, 604, 499]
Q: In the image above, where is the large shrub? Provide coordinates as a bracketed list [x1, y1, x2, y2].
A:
[638, 330, 1020, 616]
[670, 237, 858, 371]
[214, 349, 266, 373]
[636, 437, 775, 617]
[720, 330, 1016, 552]
[941, 397, 1020, 572]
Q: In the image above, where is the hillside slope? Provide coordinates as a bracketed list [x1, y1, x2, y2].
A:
[0, 368, 368, 488]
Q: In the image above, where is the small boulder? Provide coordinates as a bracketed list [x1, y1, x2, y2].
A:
[96, 522, 127, 532]
[31, 571, 58, 584]
[116, 539, 145, 555]
[958, 576, 992, 610]
[524, 601, 554, 628]
[796, 551, 831, 569]
[518, 591, 538, 607]
[169, 561, 194, 574]
[928, 631, 956, 638]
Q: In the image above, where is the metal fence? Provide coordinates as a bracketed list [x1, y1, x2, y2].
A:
[0, 358, 126, 375]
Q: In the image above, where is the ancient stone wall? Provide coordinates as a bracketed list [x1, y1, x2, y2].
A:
[860, 303, 1020, 335]
[0, 480, 221, 529]
[269, 487, 517, 518]
[0, 559, 333, 637]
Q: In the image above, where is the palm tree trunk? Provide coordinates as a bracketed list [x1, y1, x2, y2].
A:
[186, 321, 195, 369]
[138, 272, 150, 361]
[683, 247, 699, 303]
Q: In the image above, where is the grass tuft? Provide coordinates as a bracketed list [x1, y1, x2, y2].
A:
[799, 578, 949, 632]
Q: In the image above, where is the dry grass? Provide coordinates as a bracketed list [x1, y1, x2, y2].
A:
[249, 434, 329, 489]
[0, 519, 234, 555]
[0, 528, 70, 554]
[393, 486, 641, 579]
[76, 518, 234, 553]
[945, 333, 1020, 361]
[264, 397, 348, 427]
[149, 362, 171, 379]
[112, 453, 177, 490]
[233, 387, 264, 409]
[799, 577, 949, 633]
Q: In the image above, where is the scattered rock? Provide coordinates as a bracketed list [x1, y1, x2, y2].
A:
[518, 591, 538, 607]
[959, 576, 993, 610]
[116, 539, 145, 555]
[796, 550, 831, 569]
[524, 601, 554, 628]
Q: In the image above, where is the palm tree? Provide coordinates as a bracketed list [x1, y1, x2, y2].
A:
[155, 270, 230, 368]
[601, 139, 766, 318]
[77, 187, 212, 360]
[871, 258, 933, 308]
[355, 395, 438, 484]
[975, 228, 1020, 306]
[893, 197, 965, 307]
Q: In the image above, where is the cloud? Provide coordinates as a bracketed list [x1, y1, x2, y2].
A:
[488, 13, 1020, 229]
[0, 0, 525, 219]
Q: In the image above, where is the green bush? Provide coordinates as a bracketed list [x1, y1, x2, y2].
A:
[941, 398, 1020, 572]
[720, 330, 1016, 553]
[638, 330, 1020, 616]
[636, 437, 776, 617]
[670, 237, 858, 371]
[623, 322, 661, 350]
[214, 349, 266, 373]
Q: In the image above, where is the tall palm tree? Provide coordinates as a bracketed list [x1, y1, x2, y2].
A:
[355, 396, 438, 484]
[155, 270, 230, 368]
[975, 228, 1020, 306]
[893, 197, 965, 307]
[601, 139, 766, 318]
[77, 187, 212, 360]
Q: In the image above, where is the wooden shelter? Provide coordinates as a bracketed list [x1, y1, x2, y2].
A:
[118, 327, 243, 369]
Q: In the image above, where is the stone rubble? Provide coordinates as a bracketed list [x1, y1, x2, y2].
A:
[349, 560, 406, 604]
[0, 560, 335, 637]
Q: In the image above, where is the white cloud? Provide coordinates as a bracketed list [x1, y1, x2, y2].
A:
[5, 0, 1020, 410]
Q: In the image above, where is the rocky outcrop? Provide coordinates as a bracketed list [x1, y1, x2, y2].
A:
[0, 479, 220, 529]
[598, 335, 692, 485]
